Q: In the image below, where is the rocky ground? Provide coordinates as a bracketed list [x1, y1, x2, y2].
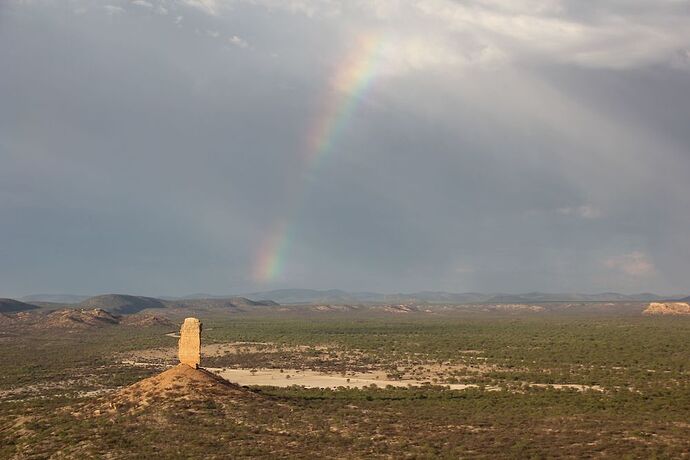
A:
[644, 302, 690, 315]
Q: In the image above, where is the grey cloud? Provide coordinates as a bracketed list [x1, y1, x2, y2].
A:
[1, 0, 689, 296]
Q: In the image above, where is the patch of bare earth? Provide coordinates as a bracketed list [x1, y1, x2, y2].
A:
[103, 364, 253, 413]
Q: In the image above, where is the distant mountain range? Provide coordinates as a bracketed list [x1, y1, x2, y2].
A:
[2, 291, 689, 326]
[10, 290, 687, 309]
[241, 289, 678, 305]
[78, 294, 278, 314]
[7, 294, 277, 314]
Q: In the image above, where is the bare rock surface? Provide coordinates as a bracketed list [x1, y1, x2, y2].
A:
[0, 309, 172, 330]
[45, 308, 120, 328]
[178, 317, 202, 368]
[643, 302, 690, 315]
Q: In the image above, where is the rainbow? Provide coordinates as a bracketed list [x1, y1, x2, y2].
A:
[252, 34, 385, 282]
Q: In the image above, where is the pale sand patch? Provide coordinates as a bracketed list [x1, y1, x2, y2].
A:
[117, 362, 604, 392]
[206, 367, 484, 390]
[530, 383, 604, 392]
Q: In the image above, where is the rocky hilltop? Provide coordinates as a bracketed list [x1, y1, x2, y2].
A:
[44, 308, 120, 328]
[0, 308, 172, 329]
[643, 302, 690, 316]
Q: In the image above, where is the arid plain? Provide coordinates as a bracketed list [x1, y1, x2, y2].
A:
[1, 294, 689, 458]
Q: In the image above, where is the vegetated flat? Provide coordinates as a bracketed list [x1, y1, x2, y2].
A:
[1, 307, 688, 458]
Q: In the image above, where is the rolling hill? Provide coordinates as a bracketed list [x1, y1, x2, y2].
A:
[76, 294, 278, 315]
[20, 294, 90, 304]
[167, 297, 279, 310]
[78, 295, 166, 314]
[0, 298, 40, 313]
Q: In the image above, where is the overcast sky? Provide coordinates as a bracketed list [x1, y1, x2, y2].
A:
[2, 0, 690, 297]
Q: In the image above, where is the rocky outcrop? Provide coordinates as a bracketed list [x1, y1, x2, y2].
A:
[643, 302, 690, 316]
[178, 317, 202, 368]
[0, 309, 172, 330]
[44, 308, 120, 328]
[19, 308, 120, 329]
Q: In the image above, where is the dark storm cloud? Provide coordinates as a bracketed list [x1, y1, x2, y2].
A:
[1, 0, 689, 296]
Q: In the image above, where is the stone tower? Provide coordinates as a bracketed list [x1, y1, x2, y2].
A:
[178, 317, 202, 368]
